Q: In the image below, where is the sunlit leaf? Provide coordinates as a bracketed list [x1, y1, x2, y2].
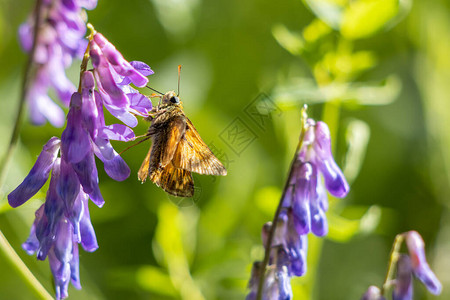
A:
[303, 0, 345, 29]
[340, 0, 399, 39]
[272, 24, 305, 56]
[136, 265, 178, 297]
[327, 205, 382, 242]
[343, 119, 370, 184]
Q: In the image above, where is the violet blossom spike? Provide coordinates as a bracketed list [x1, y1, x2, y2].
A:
[81, 71, 100, 139]
[53, 219, 73, 267]
[19, 0, 96, 126]
[360, 286, 386, 300]
[405, 231, 442, 295]
[127, 92, 153, 116]
[61, 92, 91, 164]
[313, 121, 349, 198]
[392, 255, 413, 300]
[286, 210, 308, 276]
[8, 137, 60, 208]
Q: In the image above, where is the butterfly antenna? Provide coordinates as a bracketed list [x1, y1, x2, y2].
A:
[177, 65, 181, 97]
[146, 86, 164, 95]
[119, 136, 151, 155]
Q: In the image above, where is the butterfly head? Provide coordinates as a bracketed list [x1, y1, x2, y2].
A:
[159, 91, 181, 108]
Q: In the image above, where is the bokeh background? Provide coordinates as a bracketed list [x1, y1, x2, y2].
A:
[0, 0, 449, 299]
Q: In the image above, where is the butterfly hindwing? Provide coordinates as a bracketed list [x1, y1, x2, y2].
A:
[150, 163, 194, 197]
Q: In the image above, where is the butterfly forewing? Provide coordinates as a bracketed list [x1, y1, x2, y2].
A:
[172, 118, 227, 176]
[150, 163, 194, 197]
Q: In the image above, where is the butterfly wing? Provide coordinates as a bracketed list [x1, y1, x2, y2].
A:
[138, 148, 151, 182]
[138, 115, 186, 182]
[150, 163, 194, 197]
[172, 118, 227, 176]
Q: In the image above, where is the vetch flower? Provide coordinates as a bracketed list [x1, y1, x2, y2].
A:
[19, 0, 98, 126]
[361, 231, 441, 300]
[9, 28, 154, 299]
[247, 107, 349, 299]
[405, 231, 442, 295]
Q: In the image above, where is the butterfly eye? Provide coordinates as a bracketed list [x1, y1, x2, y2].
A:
[170, 96, 180, 104]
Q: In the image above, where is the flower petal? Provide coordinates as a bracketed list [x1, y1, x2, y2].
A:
[93, 33, 149, 87]
[71, 151, 104, 207]
[79, 193, 98, 252]
[99, 124, 135, 141]
[314, 121, 349, 198]
[61, 93, 91, 163]
[8, 137, 60, 207]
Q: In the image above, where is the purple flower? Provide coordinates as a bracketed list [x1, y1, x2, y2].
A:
[9, 29, 154, 299]
[405, 231, 442, 295]
[283, 119, 349, 237]
[19, 0, 97, 126]
[247, 111, 349, 299]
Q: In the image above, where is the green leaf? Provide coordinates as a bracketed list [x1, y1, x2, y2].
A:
[272, 24, 305, 55]
[340, 0, 399, 39]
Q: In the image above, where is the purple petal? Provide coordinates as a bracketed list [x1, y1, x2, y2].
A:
[57, 158, 80, 214]
[54, 219, 73, 265]
[361, 286, 386, 300]
[405, 231, 442, 295]
[81, 72, 101, 139]
[90, 43, 129, 108]
[48, 249, 71, 300]
[22, 204, 45, 255]
[392, 255, 413, 300]
[130, 61, 154, 76]
[71, 151, 104, 207]
[291, 162, 314, 235]
[78, 0, 97, 10]
[93, 144, 130, 181]
[38, 159, 66, 260]
[314, 121, 349, 198]
[61, 93, 92, 163]
[103, 101, 138, 128]
[70, 242, 81, 289]
[18, 23, 33, 52]
[93, 137, 115, 160]
[79, 194, 98, 252]
[128, 93, 152, 115]
[8, 137, 60, 207]
[286, 210, 308, 277]
[93, 33, 149, 87]
[99, 124, 135, 141]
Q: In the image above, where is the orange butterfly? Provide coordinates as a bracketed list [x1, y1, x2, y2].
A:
[138, 91, 227, 197]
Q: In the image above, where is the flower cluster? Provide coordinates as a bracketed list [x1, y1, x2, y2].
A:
[8, 30, 152, 299]
[247, 111, 349, 299]
[19, 0, 97, 126]
[360, 231, 441, 300]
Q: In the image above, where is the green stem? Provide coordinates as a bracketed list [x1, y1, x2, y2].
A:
[0, 230, 53, 299]
[381, 233, 405, 294]
[0, 0, 44, 192]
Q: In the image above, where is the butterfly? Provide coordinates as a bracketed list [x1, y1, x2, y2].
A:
[137, 91, 227, 197]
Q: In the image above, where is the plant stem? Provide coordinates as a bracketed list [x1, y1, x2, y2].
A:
[255, 106, 308, 300]
[0, 0, 44, 192]
[381, 233, 405, 294]
[0, 230, 53, 299]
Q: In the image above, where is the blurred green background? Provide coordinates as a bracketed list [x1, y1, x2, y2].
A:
[0, 0, 449, 299]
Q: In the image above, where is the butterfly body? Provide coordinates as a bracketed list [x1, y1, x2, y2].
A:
[138, 91, 227, 197]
